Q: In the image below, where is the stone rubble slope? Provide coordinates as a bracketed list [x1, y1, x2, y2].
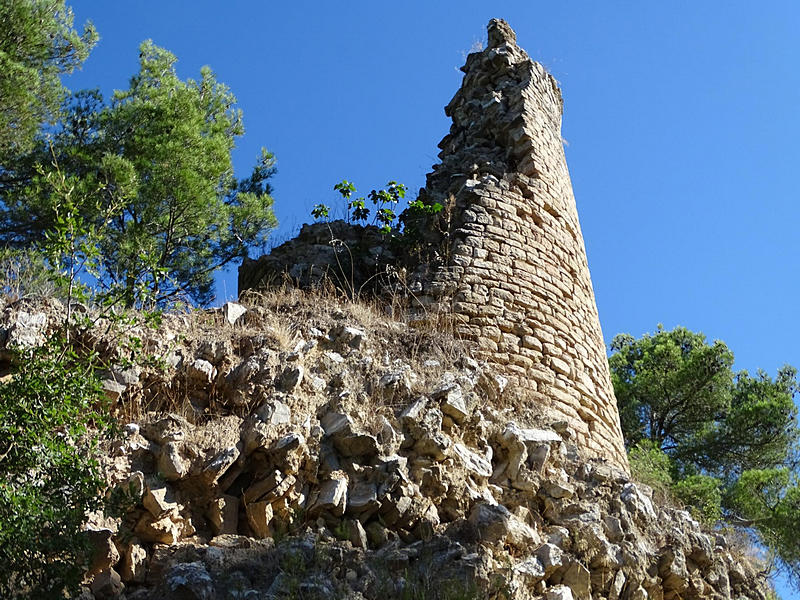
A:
[0, 296, 772, 600]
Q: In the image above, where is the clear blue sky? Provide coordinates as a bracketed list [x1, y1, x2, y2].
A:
[64, 1, 800, 594]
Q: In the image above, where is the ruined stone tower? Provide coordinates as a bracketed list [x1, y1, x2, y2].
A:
[409, 19, 627, 467]
[239, 19, 628, 469]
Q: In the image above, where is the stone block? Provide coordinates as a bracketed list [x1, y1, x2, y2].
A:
[245, 500, 273, 539]
[207, 494, 239, 535]
[121, 540, 148, 583]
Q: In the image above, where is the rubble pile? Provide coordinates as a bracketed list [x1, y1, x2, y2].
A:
[0, 297, 772, 599]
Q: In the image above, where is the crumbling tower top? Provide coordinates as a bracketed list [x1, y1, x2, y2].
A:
[487, 17, 516, 47]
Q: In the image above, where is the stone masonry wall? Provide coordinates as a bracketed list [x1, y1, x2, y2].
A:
[240, 19, 628, 469]
[412, 19, 627, 467]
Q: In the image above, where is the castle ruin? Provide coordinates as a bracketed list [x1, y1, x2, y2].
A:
[240, 19, 628, 470]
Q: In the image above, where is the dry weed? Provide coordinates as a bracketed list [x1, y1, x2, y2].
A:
[59, 273, 479, 434]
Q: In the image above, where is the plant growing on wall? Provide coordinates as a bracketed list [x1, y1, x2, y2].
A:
[312, 179, 442, 238]
[312, 179, 408, 234]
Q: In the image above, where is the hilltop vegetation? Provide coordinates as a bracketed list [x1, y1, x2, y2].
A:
[0, 1, 278, 596]
[0, 2, 276, 309]
[609, 326, 800, 586]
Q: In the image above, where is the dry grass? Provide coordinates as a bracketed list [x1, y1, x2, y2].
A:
[0, 249, 57, 302]
[97, 281, 477, 432]
[720, 525, 770, 568]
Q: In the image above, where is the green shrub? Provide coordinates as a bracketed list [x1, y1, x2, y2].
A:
[313, 180, 408, 234]
[312, 179, 443, 239]
[611, 326, 800, 583]
[673, 474, 723, 525]
[628, 439, 674, 492]
[0, 339, 111, 599]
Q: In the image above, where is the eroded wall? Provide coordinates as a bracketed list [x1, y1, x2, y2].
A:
[408, 19, 627, 467]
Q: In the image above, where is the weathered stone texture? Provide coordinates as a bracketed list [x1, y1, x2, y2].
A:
[1, 293, 771, 598]
[403, 19, 625, 467]
[411, 19, 626, 468]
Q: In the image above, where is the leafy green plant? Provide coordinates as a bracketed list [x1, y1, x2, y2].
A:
[312, 179, 410, 234]
[311, 203, 330, 221]
[626, 439, 726, 523]
[673, 474, 723, 524]
[0, 339, 111, 599]
[728, 468, 800, 584]
[332, 519, 351, 541]
[628, 439, 674, 492]
[31, 150, 133, 328]
[398, 196, 447, 255]
[406, 197, 444, 217]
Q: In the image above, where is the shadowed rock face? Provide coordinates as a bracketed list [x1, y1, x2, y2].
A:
[240, 19, 628, 469]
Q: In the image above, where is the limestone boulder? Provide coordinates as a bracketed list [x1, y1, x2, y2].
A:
[142, 414, 189, 445]
[121, 540, 148, 583]
[207, 495, 239, 536]
[90, 568, 124, 600]
[200, 446, 240, 485]
[546, 585, 574, 600]
[620, 482, 657, 524]
[143, 482, 179, 517]
[309, 471, 348, 517]
[158, 441, 189, 481]
[187, 358, 217, 384]
[255, 398, 291, 427]
[134, 511, 184, 544]
[86, 528, 120, 576]
[321, 411, 379, 457]
[330, 324, 367, 349]
[222, 301, 247, 325]
[468, 502, 540, 549]
[2, 309, 48, 350]
[163, 562, 215, 600]
[245, 500, 273, 539]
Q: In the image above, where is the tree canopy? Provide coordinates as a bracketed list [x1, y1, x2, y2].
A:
[0, 5, 280, 593]
[0, 0, 97, 159]
[0, 40, 277, 307]
[609, 325, 800, 586]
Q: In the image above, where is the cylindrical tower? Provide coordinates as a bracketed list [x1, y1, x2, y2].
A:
[417, 19, 627, 468]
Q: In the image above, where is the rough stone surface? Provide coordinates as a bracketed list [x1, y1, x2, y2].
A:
[87, 528, 120, 576]
[13, 283, 768, 600]
[121, 540, 148, 583]
[222, 302, 247, 325]
[90, 568, 124, 600]
[163, 562, 214, 600]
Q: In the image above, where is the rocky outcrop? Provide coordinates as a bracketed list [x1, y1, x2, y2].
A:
[0, 296, 772, 599]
